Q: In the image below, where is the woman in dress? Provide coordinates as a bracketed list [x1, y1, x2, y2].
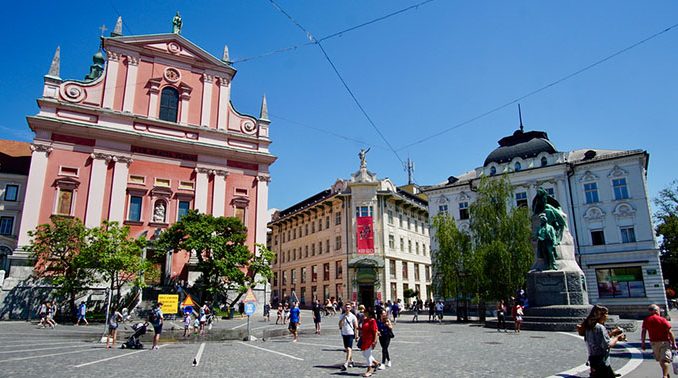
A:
[358, 307, 380, 377]
[511, 301, 524, 333]
[577, 304, 625, 378]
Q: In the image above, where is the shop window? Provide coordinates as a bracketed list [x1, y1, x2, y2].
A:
[596, 267, 646, 298]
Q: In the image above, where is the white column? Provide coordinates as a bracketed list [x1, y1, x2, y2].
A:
[179, 88, 191, 124]
[200, 73, 213, 127]
[17, 145, 52, 247]
[216, 76, 231, 129]
[102, 51, 120, 109]
[212, 171, 227, 217]
[108, 157, 132, 223]
[194, 168, 210, 213]
[122, 55, 139, 113]
[148, 80, 161, 119]
[255, 175, 271, 246]
[85, 153, 110, 228]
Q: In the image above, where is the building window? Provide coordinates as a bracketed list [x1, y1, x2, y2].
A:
[318, 218, 322, 231]
[490, 166, 497, 176]
[388, 234, 395, 249]
[311, 244, 315, 256]
[312, 265, 317, 282]
[389, 260, 396, 279]
[459, 202, 469, 220]
[323, 263, 330, 281]
[336, 261, 342, 279]
[273, 272, 278, 287]
[591, 230, 605, 246]
[3, 185, 18, 201]
[399, 213, 403, 227]
[612, 178, 629, 200]
[546, 187, 555, 197]
[159, 87, 179, 122]
[301, 267, 306, 284]
[400, 237, 404, 252]
[621, 227, 636, 243]
[326, 239, 330, 253]
[415, 242, 420, 255]
[335, 236, 341, 250]
[335, 212, 341, 225]
[426, 266, 431, 281]
[355, 206, 373, 217]
[390, 282, 397, 300]
[596, 266, 645, 298]
[407, 217, 411, 230]
[388, 210, 394, 224]
[0, 216, 14, 235]
[540, 156, 548, 167]
[584, 182, 599, 204]
[234, 206, 246, 224]
[305, 224, 309, 236]
[56, 188, 74, 216]
[423, 243, 427, 256]
[414, 263, 420, 281]
[305, 246, 309, 258]
[438, 205, 448, 214]
[515, 192, 528, 208]
[323, 285, 330, 300]
[291, 269, 296, 285]
[402, 263, 408, 280]
[318, 242, 322, 255]
[311, 222, 315, 233]
[326, 216, 330, 228]
[408, 240, 412, 253]
[335, 284, 342, 300]
[177, 200, 190, 221]
[300, 287, 306, 306]
[514, 162, 522, 171]
[282, 271, 287, 286]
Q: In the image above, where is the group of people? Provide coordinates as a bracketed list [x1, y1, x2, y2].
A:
[495, 299, 525, 333]
[37, 300, 58, 328]
[338, 304, 395, 377]
[181, 302, 214, 337]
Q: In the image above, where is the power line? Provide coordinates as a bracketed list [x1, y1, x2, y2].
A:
[397, 21, 678, 151]
[233, 0, 435, 64]
[267, 0, 406, 169]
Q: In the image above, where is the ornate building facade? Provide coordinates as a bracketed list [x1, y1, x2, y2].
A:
[4, 17, 276, 297]
[269, 156, 432, 308]
[423, 125, 665, 317]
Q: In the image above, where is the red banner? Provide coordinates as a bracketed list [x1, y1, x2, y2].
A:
[356, 216, 375, 254]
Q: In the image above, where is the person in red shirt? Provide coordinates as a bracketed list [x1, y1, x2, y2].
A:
[641, 304, 676, 378]
[358, 307, 380, 377]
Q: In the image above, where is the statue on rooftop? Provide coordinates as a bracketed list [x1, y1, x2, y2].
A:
[359, 148, 370, 168]
[172, 11, 182, 34]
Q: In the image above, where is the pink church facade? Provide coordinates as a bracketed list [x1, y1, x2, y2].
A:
[11, 22, 276, 284]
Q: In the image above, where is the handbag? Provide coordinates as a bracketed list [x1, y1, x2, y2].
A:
[357, 338, 363, 349]
[388, 328, 395, 339]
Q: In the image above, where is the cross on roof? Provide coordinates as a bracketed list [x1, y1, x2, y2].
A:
[99, 24, 108, 36]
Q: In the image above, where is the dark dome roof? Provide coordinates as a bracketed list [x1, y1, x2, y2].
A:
[484, 129, 557, 166]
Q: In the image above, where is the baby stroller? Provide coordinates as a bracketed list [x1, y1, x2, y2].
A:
[121, 322, 148, 349]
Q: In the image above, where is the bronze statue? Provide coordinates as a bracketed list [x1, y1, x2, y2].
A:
[172, 11, 182, 34]
[532, 187, 566, 244]
[535, 213, 558, 270]
[359, 148, 370, 168]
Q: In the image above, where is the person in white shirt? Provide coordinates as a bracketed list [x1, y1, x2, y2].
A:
[339, 303, 359, 371]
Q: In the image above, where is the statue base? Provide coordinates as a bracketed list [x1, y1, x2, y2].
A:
[526, 270, 588, 307]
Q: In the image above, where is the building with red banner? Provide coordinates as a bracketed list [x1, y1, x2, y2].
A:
[269, 154, 431, 308]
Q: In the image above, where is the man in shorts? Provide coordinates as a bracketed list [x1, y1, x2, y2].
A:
[151, 302, 164, 350]
[76, 301, 88, 326]
[288, 301, 301, 342]
[641, 304, 676, 378]
[339, 303, 359, 371]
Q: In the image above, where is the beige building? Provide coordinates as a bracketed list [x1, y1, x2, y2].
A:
[269, 157, 432, 308]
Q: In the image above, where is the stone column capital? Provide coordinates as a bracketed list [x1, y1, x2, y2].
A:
[126, 55, 140, 66]
[30, 144, 53, 155]
[202, 73, 214, 84]
[257, 175, 271, 183]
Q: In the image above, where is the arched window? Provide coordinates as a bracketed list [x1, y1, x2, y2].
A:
[489, 166, 497, 176]
[159, 87, 179, 122]
[514, 162, 522, 171]
[541, 156, 548, 167]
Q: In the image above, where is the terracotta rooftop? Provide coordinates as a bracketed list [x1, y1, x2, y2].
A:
[0, 139, 31, 175]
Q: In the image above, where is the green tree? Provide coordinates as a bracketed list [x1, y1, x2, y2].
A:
[156, 210, 275, 304]
[27, 216, 94, 319]
[431, 212, 472, 300]
[84, 221, 157, 309]
[655, 180, 678, 288]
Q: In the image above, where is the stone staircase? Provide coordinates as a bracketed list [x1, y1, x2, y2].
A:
[484, 305, 637, 332]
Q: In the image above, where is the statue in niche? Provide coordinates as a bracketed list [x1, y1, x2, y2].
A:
[153, 201, 166, 223]
[359, 148, 370, 168]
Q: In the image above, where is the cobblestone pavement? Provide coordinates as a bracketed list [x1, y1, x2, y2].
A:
[0, 311, 661, 378]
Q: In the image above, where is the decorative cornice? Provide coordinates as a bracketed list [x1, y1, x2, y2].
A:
[126, 55, 140, 66]
[113, 156, 133, 166]
[90, 152, 114, 162]
[30, 144, 53, 155]
[217, 76, 230, 86]
[214, 170, 229, 177]
[202, 73, 214, 84]
[194, 167, 212, 175]
[106, 50, 120, 62]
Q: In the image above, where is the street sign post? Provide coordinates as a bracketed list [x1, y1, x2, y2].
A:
[243, 289, 257, 341]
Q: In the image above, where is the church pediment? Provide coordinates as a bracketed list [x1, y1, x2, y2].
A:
[104, 34, 235, 74]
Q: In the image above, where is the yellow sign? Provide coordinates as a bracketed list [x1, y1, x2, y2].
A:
[244, 288, 257, 303]
[181, 294, 197, 308]
[158, 294, 179, 314]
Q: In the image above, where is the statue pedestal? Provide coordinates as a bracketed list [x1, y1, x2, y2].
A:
[526, 270, 588, 307]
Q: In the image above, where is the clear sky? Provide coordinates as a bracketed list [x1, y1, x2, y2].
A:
[2, 1, 677, 212]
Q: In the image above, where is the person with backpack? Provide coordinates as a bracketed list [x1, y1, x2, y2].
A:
[149, 302, 164, 350]
[339, 303, 359, 371]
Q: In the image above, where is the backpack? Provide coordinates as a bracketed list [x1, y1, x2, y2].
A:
[149, 309, 158, 323]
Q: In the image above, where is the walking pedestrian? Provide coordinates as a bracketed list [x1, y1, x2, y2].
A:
[106, 309, 123, 349]
[283, 302, 290, 323]
[313, 299, 323, 335]
[49, 299, 58, 326]
[339, 303, 358, 371]
[38, 301, 48, 328]
[512, 301, 524, 333]
[276, 304, 283, 325]
[435, 300, 444, 323]
[76, 301, 88, 326]
[357, 305, 366, 327]
[428, 300, 435, 322]
[358, 307, 380, 377]
[44, 302, 56, 328]
[577, 304, 625, 378]
[496, 299, 507, 332]
[411, 299, 419, 323]
[641, 304, 676, 378]
[150, 302, 164, 350]
[182, 312, 192, 337]
[377, 310, 394, 369]
[288, 301, 301, 342]
[263, 302, 271, 322]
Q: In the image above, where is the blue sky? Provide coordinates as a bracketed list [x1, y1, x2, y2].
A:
[2, 1, 677, 212]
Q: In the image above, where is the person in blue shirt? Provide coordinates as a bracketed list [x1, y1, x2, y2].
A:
[288, 301, 301, 342]
[76, 302, 88, 326]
